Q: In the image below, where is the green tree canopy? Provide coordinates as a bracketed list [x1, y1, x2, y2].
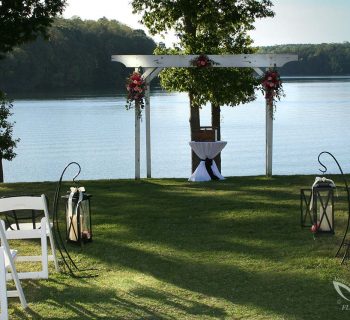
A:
[132, 0, 275, 170]
[132, 0, 274, 108]
[0, 17, 156, 93]
[259, 43, 350, 76]
[0, 0, 66, 56]
[132, 0, 274, 53]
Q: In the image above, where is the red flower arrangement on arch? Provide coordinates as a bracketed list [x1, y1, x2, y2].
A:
[190, 54, 218, 68]
[126, 71, 146, 116]
[261, 69, 285, 117]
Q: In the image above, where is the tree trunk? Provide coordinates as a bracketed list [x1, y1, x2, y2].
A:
[0, 157, 3, 183]
[189, 93, 201, 173]
[211, 103, 221, 172]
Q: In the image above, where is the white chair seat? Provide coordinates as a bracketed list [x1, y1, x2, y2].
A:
[9, 223, 41, 231]
[8, 222, 53, 234]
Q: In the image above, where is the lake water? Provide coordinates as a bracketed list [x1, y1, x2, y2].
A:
[6, 78, 350, 182]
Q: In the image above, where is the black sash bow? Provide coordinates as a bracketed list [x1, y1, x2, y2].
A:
[201, 158, 219, 180]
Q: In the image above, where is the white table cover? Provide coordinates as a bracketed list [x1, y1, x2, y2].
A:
[188, 141, 227, 182]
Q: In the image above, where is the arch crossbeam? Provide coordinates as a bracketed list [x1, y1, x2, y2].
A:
[112, 54, 297, 68]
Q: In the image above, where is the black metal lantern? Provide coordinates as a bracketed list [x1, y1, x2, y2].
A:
[64, 187, 92, 245]
[301, 177, 335, 234]
[311, 179, 335, 234]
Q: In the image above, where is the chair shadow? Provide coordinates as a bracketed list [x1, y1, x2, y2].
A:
[10, 274, 226, 319]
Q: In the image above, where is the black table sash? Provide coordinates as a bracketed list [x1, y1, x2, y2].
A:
[200, 158, 219, 180]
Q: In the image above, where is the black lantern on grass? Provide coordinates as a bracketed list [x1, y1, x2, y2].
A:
[301, 178, 335, 234]
[64, 187, 92, 245]
[311, 178, 335, 234]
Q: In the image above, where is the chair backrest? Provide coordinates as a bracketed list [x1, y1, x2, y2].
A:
[0, 195, 51, 225]
[1, 195, 59, 275]
[0, 195, 46, 212]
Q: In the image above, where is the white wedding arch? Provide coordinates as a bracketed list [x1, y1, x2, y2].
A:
[112, 54, 298, 179]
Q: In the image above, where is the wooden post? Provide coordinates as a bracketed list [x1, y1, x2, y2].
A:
[135, 101, 141, 180]
[266, 100, 273, 177]
[189, 93, 201, 173]
[211, 103, 221, 172]
[145, 81, 151, 178]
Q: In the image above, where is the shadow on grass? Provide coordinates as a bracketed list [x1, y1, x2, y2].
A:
[11, 277, 189, 319]
[84, 241, 341, 320]
[9, 238, 340, 319]
[2, 176, 349, 319]
[130, 286, 226, 317]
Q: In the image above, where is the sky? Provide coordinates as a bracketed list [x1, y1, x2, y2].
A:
[63, 0, 350, 47]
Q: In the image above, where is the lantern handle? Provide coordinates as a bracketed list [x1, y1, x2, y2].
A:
[72, 162, 81, 184]
[317, 151, 347, 187]
[318, 156, 328, 174]
[56, 161, 81, 183]
[318, 151, 350, 263]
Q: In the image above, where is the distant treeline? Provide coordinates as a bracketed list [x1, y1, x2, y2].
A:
[0, 17, 349, 94]
[258, 43, 350, 76]
[0, 18, 156, 93]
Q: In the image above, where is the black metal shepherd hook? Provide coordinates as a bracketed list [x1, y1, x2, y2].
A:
[52, 162, 97, 278]
[318, 151, 350, 264]
[52, 162, 81, 276]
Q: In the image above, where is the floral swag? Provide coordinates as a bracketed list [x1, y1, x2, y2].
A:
[261, 69, 284, 118]
[190, 54, 219, 68]
[126, 71, 146, 118]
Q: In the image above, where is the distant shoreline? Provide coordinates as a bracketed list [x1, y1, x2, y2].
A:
[282, 75, 350, 82]
[283, 75, 350, 79]
[6, 76, 350, 99]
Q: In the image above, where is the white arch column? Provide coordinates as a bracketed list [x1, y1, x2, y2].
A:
[143, 67, 163, 178]
[254, 67, 273, 176]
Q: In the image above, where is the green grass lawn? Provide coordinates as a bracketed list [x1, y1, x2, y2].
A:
[2, 175, 350, 319]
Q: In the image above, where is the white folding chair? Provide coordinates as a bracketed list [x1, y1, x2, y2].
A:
[0, 220, 27, 319]
[0, 195, 59, 279]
